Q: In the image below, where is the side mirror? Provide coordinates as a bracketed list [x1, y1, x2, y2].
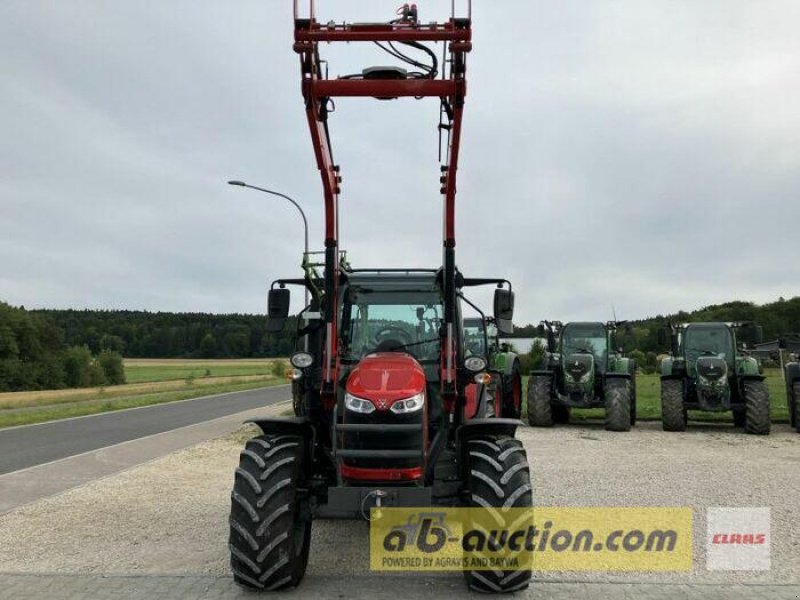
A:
[493, 289, 514, 335]
[266, 288, 291, 333]
[657, 328, 668, 348]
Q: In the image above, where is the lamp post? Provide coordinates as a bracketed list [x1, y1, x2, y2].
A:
[227, 181, 310, 348]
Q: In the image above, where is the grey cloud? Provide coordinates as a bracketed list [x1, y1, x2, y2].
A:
[1, 0, 798, 324]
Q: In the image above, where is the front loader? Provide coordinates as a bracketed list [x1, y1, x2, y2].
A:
[527, 321, 637, 431]
[228, 3, 532, 593]
[658, 322, 770, 434]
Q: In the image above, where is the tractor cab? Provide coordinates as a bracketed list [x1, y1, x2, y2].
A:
[682, 323, 735, 368]
[560, 321, 609, 384]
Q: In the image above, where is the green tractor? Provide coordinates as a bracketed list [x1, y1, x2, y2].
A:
[658, 322, 769, 434]
[464, 318, 523, 419]
[527, 321, 637, 431]
[782, 337, 800, 432]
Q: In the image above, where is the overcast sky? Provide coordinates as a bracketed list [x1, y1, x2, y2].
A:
[1, 1, 798, 325]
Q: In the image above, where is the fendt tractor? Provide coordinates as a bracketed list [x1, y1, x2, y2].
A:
[785, 342, 800, 433]
[527, 321, 637, 431]
[658, 322, 770, 434]
[463, 317, 523, 418]
[228, 3, 533, 593]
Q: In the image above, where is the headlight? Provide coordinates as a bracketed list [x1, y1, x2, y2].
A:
[344, 393, 375, 414]
[390, 392, 425, 414]
[464, 356, 487, 373]
[290, 351, 314, 369]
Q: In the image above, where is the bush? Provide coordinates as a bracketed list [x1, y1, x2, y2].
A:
[518, 339, 546, 375]
[97, 349, 126, 385]
[88, 361, 108, 386]
[62, 345, 93, 388]
[271, 359, 287, 378]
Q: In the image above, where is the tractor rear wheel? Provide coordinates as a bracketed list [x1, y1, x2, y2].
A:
[463, 435, 532, 593]
[604, 378, 632, 432]
[229, 434, 311, 591]
[502, 360, 522, 419]
[629, 363, 638, 426]
[527, 375, 553, 427]
[661, 379, 686, 432]
[743, 380, 770, 435]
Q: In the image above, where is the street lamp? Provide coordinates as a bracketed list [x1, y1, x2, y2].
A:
[227, 180, 311, 343]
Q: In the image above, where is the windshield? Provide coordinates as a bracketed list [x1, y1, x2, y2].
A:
[684, 326, 733, 365]
[562, 324, 608, 364]
[463, 317, 486, 357]
[342, 285, 442, 362]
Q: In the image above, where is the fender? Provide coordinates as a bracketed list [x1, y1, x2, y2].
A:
[246, 416, 318, 466]
[785, 362, 800, 386]
[531, 369, 554, 378]
[455, 418, 522, 479]
[604, 372, 631, 381]
[737, 373, 765, 383]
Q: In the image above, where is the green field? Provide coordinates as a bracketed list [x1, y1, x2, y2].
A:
[0, 359, 288, 429]
[522, 370, 789, 423]
[124, 358, 285, 383]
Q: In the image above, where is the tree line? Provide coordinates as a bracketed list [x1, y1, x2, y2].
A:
[0, 302, 125, 392]
[31, 308, 298, 359]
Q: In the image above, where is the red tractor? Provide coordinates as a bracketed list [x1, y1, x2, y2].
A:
[228, 3, 532, 593]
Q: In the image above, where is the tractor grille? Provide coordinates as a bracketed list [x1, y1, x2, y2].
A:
[565, 354, 593, 381]
[339, 406, 424, 471]
[697, 356, 727, 381]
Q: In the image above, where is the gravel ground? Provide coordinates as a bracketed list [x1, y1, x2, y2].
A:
[0, 421, 798, 586]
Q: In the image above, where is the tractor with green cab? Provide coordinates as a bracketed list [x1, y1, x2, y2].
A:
[658, 321, 770, 434]
[527, 321, 637, 431]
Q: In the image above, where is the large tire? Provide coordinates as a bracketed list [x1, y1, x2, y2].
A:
[464, 435, 533, 593]
[502, 361, 522, 419]
[229, 434, 311, 591]
[604, 378, 632, 432]
[527, 375, 553, 427]
[661, 379, 686, 432]
[743, 380, 770, 435]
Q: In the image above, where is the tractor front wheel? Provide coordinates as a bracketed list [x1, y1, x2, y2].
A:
[661, 380, 686, 432]
[463, 435, 532, 593]
[527, 375, 553, 427]
[604, 378, 632, 432]
[743, 380, 770, 435]
[229, 434, 311, 591]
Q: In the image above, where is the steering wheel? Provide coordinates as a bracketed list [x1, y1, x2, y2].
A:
[374, 325, 413, 347]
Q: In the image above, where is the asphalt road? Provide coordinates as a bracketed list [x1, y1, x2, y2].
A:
[0, 384, 290, 475]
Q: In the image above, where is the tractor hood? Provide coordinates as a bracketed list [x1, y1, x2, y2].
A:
[346, 353, 426, 408]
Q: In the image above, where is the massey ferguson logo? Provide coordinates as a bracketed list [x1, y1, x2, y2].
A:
[377, 399, 388, 410]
